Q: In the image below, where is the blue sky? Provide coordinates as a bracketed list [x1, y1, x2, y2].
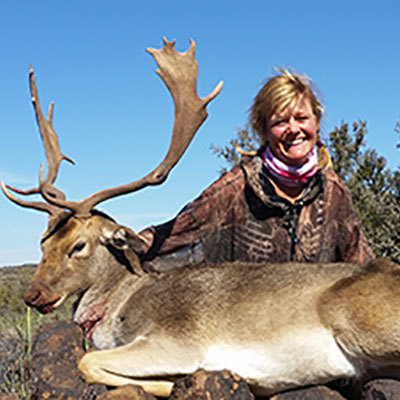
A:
[0, 1, 399, 266]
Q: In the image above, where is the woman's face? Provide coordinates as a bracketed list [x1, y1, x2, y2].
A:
[265, 98, 319, 166]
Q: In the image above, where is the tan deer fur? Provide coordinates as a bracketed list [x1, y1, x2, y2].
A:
[21, 211, 400, 397]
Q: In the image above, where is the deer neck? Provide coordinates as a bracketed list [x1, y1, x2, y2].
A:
[73, 245, 139, 331]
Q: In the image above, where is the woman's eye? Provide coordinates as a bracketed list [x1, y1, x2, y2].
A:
[69, 241, 86, 257]
[298, 115, 308, 120]
[272, 119, 286, 127]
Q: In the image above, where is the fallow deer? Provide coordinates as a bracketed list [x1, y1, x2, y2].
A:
[3, 38, 400, 398]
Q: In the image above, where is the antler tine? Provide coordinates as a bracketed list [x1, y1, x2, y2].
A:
[40, 37, 223, 218]
[29, 66, 75, 201]
[1, 67, 76, 217]
[1, 181, 60, 215]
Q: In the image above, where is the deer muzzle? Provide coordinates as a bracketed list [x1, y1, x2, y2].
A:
[24, 283, 64, 314]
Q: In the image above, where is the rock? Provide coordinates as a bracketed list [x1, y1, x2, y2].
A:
[29, 319, 106, 400]
[361, 379, 400, 400]
[270, 385, 346, 400]
[96, 384, 156, 400]
[169, 369, 254, 400]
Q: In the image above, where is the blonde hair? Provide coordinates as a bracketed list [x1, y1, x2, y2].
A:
[249, 69, 332, 171]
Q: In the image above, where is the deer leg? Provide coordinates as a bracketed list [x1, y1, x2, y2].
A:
[319, 265, 400, 368]
[78, 335, 202, 397]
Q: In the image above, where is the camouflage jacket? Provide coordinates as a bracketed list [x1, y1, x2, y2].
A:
[140, 156, 374, 271]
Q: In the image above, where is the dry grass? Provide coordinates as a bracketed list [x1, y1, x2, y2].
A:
[0, 264, 75, 398]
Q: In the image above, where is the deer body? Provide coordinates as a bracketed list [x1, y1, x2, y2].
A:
[23, 212, 400, 396]
[3, 38, 400, 397]
[83, 254, 400, 395]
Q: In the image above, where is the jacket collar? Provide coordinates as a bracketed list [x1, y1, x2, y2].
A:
[241, 155, 324, 212]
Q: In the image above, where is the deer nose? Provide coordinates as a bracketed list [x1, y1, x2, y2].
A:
[24, 286, 42, 307]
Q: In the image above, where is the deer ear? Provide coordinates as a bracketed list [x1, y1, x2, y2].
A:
[100, 225, 148, 253]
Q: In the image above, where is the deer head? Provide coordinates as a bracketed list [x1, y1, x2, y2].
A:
[2, 38, 223, 314]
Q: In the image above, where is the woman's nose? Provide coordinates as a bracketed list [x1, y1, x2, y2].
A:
[288, 118, 300, 133]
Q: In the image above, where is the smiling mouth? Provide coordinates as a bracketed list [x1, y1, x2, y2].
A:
[283, 138, 305, 148]
[283, 139, 306, 151]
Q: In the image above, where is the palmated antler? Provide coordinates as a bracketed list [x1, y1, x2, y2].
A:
[40, 38, 223, 217]
[1, 66, 75, 216]
[2, 38, 223, 218]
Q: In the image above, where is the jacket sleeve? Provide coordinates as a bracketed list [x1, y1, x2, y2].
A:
[139, 165, 246, 271]
[325, 170, 375, 263]
[342, 208, 375, 263]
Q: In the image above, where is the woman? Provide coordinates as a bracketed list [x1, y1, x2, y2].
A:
[139, 69, 374, 271]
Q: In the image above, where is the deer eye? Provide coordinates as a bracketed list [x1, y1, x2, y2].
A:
[69, 241, 86, 257]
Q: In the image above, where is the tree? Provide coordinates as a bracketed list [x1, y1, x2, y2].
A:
[211, 121, 400, 263]
[395, 121, 400, 149]
[210, 125, 260, 174]
[328, 122, 400, 262]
